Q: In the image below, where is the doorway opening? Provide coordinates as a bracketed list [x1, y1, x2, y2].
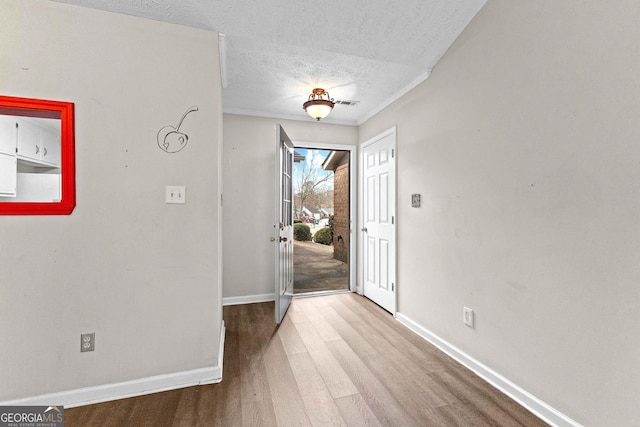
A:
[293, 147, 351, 294]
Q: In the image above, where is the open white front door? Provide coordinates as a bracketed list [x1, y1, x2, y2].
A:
[361, 128, 396, 314]
[275, 125, 294, 323]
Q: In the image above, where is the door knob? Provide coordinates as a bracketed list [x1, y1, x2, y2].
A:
[280, 237, 288, 242]
[270, 237, 276, 242]
[361, 227, 368, 232]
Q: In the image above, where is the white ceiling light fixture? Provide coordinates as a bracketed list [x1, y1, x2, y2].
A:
[303, 88, 335, 121]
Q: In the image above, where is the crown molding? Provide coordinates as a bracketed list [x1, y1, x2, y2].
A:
[223, 107, 358, 127]
[357, 68, 432, 126]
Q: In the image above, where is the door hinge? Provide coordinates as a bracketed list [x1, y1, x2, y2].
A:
[392, 149, 394, 158]
[392, 283, 395, 292]
[392, 216, 395, 225]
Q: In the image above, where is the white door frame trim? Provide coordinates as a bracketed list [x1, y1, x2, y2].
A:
[294, 141, 357, 293]
[358, 126, 397, 312]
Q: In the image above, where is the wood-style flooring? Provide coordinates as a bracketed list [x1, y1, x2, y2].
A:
[65, 293, 548, 426]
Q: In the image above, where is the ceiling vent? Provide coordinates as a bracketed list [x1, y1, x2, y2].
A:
[334, 100, 360, 106]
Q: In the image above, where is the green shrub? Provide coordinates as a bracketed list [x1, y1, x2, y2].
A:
[293, 223, 312, 241]
[294, 219, 302, 224]
[313, 227, 333, 245]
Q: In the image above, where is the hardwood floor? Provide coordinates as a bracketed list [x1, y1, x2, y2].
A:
[65, 293, 548, 426]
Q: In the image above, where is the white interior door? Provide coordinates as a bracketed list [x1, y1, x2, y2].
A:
[275, 125, 294, 323]
[361, 128, 396, 314]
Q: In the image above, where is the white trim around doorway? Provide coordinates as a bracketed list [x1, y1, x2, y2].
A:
[293, 141, 357, 294]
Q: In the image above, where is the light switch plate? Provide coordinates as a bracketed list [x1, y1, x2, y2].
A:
[411, 193, 421, 208]
[463, 307, 474, 328]
[165, 186, 186, 204]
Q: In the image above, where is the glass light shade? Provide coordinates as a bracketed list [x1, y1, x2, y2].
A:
[304, 100, 333, 121]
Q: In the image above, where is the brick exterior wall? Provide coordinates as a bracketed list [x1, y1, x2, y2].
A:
[333, 158, 349, 264]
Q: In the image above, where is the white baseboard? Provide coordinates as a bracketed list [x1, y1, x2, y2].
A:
[223, 293, 275, 306]
[395, 313, 582, 427]
[1, 321, 226, 409]
[217, 320, 226, 378]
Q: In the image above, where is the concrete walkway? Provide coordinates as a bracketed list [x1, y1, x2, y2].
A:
[294, 240, 349, 294]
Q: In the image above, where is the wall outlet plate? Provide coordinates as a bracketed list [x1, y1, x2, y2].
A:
[81, 332, 95, 352]
[411, 193, 421, 208]
[463, 307, 474, 328]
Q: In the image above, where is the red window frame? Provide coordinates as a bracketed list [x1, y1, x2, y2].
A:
[0, 95, 75, 215]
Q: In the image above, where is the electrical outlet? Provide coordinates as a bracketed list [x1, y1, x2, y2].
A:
[81, 333, 95, 352]
[463, 307, 474, 328]
[411, 193, 421, 208]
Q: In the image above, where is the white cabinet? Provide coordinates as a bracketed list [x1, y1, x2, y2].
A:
[0, 115, 61, 200]
[0, 115, 16, 156]
[16, 119, 40, 162]
[39, 128, 61, 166]
[0, 116, 17, 197]
[16, 118, 61, 167]
[0, 155, 17, 196]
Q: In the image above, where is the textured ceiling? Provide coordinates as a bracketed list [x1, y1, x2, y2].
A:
[51, 0, 486, 125]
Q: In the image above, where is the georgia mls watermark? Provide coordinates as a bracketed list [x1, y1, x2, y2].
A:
[0, 406, 64, 427]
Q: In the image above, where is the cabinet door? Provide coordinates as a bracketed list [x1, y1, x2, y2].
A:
[16, 119, 41, 162]
[0, 154, 17, 196]
[0, 116, 16, 156]
[39, 130, 61, 166]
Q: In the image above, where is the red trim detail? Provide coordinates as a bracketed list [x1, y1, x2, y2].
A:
[0, 95, 76, 215]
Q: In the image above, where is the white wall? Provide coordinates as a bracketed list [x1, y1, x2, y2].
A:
[222, 114, 357, 300]
[359, 1, 640, 425]
[0, 1, 222, 400]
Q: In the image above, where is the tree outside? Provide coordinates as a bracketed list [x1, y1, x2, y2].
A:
[293, 149, 333, 221]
